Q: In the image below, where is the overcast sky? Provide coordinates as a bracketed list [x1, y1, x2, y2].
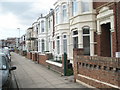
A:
[0, 0, 56, 40]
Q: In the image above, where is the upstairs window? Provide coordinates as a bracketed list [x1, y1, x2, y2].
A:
[62, 4, 67, 22]
[41, 20, 44, 32]
[81, 0, 90, 12]
[72, 0, 78, 16]
[56, 7, 60, 24]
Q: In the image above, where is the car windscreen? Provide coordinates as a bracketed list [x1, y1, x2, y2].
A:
[0, 56, 7, 70]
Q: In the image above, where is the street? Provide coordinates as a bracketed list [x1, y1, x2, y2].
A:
[11, 52, 88, 88]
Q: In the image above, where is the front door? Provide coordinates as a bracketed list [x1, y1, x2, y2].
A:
[100, 23, 111, 57]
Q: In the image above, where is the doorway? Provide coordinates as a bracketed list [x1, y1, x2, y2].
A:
[100, 23, 111, 57]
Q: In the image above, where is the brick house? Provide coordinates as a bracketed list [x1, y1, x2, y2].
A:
[94, 1, 120, 57]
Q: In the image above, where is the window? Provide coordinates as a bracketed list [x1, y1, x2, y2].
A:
[81, 0, 89, 12]
[83, 26, 90, 55]
[48, 20, 51, 28]
[62, 4, 67, 22]
[73, 37, 78, 48]
[63, 35, 67, 53]
[73, 30, 78, 35]
[56, 7, 60, 24]
[41, 20, 44, 32]
[41, 39, 45, 52]
[73, 30, 78, 48]
[72, 0, 78, 16]
[36, 25, 38, 34]
[57, 36, 60, 54]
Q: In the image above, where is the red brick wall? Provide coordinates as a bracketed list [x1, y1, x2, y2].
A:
[31, 53, 38, 61]
[27, 52, 30, 59]
[93, 2, 108, 10]
[38, 54, 48, 66]
[117, 2, 120, 52]
[32, 53, 35, 61]
[112, 32, 117, 57]
[73, 49, 120, 88]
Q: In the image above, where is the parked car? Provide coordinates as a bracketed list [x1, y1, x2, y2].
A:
[0, 48, 11, 62]
[0, 53, 16, 90]
[9, 47, 14, 52]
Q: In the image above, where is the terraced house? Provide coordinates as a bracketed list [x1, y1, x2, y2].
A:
[25, 0, 120, 59]
[53, 0, 120, 62]
[54, 0, 70, 60]
[37, 10, 54, 54]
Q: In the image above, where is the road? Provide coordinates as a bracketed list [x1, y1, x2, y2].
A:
[11, 52, 89, 88]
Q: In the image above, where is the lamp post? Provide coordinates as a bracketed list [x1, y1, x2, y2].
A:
[17, 28, 20, 52]
[17, 28, 20, 38]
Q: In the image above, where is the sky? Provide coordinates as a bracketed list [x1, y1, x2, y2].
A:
[0, 0, 56, 40]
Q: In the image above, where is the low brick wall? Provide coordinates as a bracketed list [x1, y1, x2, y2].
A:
[73, 49, 120, 89]
[46, 60, 63, 74]
[32, 52, 38, 61]
[27, 52, 30, 59]
[27, 52, 32, 59]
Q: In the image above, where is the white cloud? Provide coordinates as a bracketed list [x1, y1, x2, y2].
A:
[0, 13, 19, 28]
[0, 0, 56, 39]
[0, 13, 27, 39]
[0, 0, 57, 3]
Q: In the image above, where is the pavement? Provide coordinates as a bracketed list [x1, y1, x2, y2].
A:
[11, 52, 90, 89]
